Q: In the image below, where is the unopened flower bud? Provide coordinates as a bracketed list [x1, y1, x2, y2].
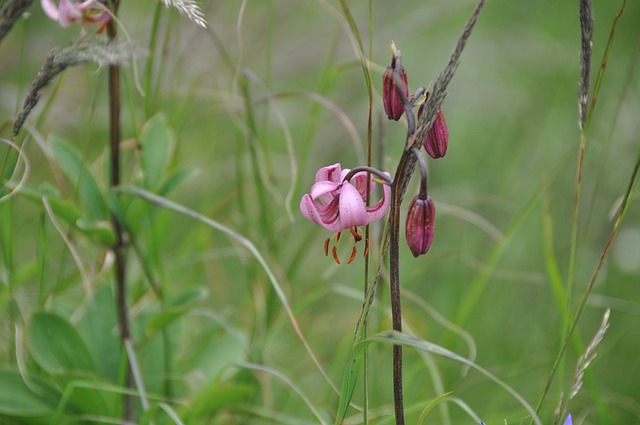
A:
[405, 195, 435, 257]
[418, 103, 449, 159]
[383, 52, 409, 121]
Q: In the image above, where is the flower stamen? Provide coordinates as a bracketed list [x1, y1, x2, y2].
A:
[320, 227, 372, 264]
[350, 226, 362, 242]
[332, 245, 341, 264]
[347, 246, 358, 264]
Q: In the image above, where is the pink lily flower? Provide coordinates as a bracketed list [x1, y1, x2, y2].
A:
[300, 163, 391, 232]
[41, 0, 110, 28]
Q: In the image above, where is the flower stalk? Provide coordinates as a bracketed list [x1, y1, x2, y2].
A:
[106, 1, 133, 420]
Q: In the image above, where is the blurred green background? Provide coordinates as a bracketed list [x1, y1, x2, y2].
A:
[1, 0, 639, 424]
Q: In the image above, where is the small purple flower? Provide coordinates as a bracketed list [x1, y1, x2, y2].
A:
[418, 102, 449, 159]
[383, 43, 409, 121]
[41, 0, 110, 28]
[300, 163, 390, 232]
[405, 194, 435, 257]
[563, 414, 573, 425]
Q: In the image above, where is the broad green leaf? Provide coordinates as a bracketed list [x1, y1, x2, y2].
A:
[50, 136, 108, 220]
[0, 367, 60, 418]
[28, 312, 97, 375]
[82, 286, 120, 382]
[140, 113, 175, 189]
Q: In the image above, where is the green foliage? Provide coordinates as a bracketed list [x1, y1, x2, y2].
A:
[1, 1, 639, 425]
[0, 367, 60, 421]
[28, 312, 98, 374]
[140, 113, 176, 190]
[49, 135, 108, 221]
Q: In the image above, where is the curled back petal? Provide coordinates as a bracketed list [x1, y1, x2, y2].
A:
[300, 194, 341, 231]
[364, 174, 391, 223]
[58, 0, 83, 26]
[315, 163, 342, 184]
[41, 0, 60, 20]
[309, 180, 339, 204]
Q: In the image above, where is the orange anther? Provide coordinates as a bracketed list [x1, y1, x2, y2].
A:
[363, 238, 370, 257]
[324, 238, 330, 256]
[332, 246, 341, 264]
[347, 246, 358, 264]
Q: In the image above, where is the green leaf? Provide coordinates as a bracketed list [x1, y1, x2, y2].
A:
[145, 288, 208, 336]
[75, 218, 116, 246]
[334, 343, 366, 425]
[0, 366, 60, 419]
[16, 183, 115, 245]
[140, 113, 175, 189]
[186, 380, 253, 421]
[158, 168, 199, 196]
[50, 136, 108, 220]
[416, 392, 453, 425]
[15, 183, 83, 225]
[82, 286, 120, 382]
[56, 377, 118, 417]
[27, 312, 98, 375]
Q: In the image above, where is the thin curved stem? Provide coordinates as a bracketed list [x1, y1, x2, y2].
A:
[412, 147, 428, 197]
[344, 166, 393, 186]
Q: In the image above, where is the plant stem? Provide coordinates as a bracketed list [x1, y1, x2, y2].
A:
[107, 2, 133, 420]
[389, 179, 405, 425]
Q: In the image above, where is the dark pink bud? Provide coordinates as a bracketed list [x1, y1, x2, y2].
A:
[383, 56, 408, 121]
[405, 195, 435, 257]
[418, 103, 449, 159]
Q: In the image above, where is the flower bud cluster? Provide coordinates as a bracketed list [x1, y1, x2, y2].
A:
[381, 43, 451, 256]
[383, 44, 449, 160]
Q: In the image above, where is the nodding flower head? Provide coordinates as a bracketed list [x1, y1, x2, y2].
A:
[418, 101, 449, 159]
[405, 194, 435, 257]
[300, 163, 391, 264]
[41, 0, 110, 28]
[383, 42, 409, 121]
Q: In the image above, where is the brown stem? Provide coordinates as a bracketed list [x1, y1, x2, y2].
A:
[389, 179, 404, 425]
[107, 3, 133, 420]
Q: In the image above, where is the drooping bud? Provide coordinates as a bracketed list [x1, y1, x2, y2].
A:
[383, 42, 409, 121]
[405, 195, 435, 257]
[418, 102, 449, 159]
